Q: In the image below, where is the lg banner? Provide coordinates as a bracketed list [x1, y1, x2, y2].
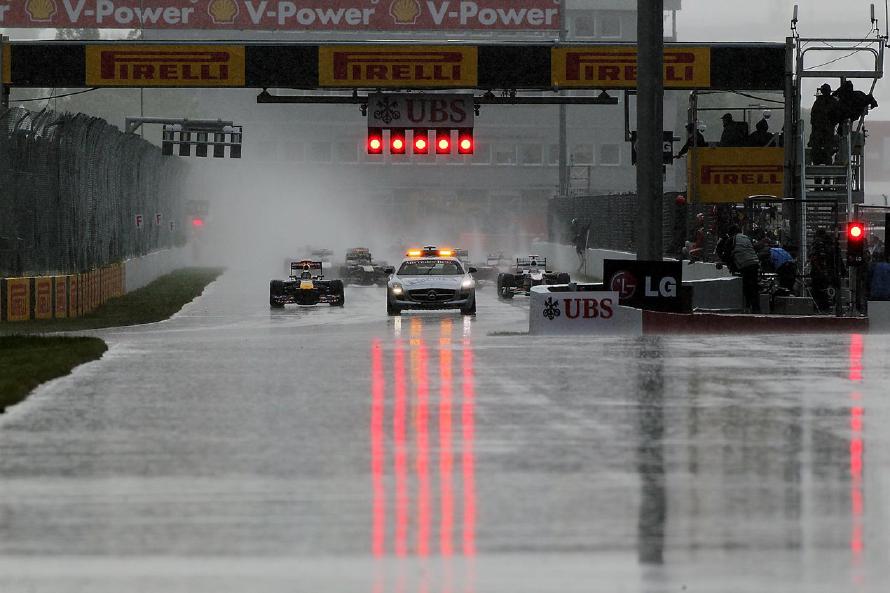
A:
[0, 1, 560, 30]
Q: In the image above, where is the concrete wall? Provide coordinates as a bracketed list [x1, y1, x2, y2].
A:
[530, 241, 731, 282]
[124, 247, 191, 293]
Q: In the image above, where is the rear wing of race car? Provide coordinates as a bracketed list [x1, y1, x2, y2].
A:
[516, 256, 547, 268]
[291, 260, 324, 273]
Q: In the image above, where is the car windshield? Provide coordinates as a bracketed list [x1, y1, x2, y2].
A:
[398, 259, 464, 276]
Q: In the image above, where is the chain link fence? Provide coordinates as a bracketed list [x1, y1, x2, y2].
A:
[0, 107, 188, 277]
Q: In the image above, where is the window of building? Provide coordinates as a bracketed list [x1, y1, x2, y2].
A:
[519, 144, 543, 166]
[546, 144, 560, 166]
[334, 142, 358, 163]
[600, 13, 622, 38]
[471, 143, 491, 165]
[494, 144, 517, 165]
[572, 144, 594, 165]
[573, 13, 596, 38]
[256, 141, 279, 161]
[307, 142, 332, 163]
[600, 143, 621, 166]
[283, 141, 304, 162]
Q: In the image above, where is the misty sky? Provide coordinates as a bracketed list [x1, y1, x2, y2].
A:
[679, 0, 889, 107]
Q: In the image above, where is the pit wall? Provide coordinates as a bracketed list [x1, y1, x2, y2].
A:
[529, 241, 737, 310]
[0, 247, 189, 322]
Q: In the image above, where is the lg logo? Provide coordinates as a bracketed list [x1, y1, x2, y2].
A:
[610, 271, 677, 299]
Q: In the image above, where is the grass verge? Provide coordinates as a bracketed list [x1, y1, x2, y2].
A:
[0, 267, 224, 335]
[0, 336, 107, 413]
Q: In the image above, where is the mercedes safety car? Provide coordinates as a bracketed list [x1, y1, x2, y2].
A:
[497, 255, 570, 299]
[270, 261, 345, 308]
[386, 247, 477, 316]
[339, 247, 389, 286]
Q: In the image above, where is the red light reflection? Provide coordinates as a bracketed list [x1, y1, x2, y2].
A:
[370, 340, 386, 558]
[370, 319, 477, 563]
[848, 335, 865, 571]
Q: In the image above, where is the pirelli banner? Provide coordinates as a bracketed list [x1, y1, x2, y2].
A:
[689, 147, 784, 204]
[3, 42, 787, 90]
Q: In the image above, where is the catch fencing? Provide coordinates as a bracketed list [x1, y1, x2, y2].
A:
[0, 107, 188, 277]
[548, 192, 690, 256]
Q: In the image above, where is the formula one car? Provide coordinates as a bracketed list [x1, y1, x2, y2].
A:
[472, 251, 511, 283]
[270, 261, 345, 308]
[386, 246, 477, 316]
[496, 256, 570, 299]
[338, 247, 389, 286]
[284, 248, 336, 277]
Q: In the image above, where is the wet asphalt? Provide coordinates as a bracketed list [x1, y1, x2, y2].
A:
[0, 268, 887, 592]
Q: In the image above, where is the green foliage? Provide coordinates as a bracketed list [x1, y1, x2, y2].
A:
[0, 336, 107, 412]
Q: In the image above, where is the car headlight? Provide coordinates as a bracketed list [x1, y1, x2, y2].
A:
[391, 283, 404, 295]
[461, 277, 475, 289]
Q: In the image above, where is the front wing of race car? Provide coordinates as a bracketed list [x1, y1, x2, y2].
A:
[270, 279, 345, 307]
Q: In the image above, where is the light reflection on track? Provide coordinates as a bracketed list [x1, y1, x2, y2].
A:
[371, 315, 477, 592]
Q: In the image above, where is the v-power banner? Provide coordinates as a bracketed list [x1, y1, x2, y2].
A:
[0, 1, 560, 30]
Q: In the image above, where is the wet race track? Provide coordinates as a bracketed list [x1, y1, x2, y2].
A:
[1, 268, 888, 592]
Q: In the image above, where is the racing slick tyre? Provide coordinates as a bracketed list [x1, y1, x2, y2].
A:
[387, 300, 401, 316]
[330, 280, 346, 307]
[498, 273, 514, 299]
[270, 280, 285, 308]
[556, 273, 571, 284]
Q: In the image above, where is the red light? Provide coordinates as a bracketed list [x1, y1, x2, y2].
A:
[191, 218, 204, 228]
[416, 138, 427, 150]
[390, 129, 406, 155]
[413, 129, 429, 154]
[436, 130, 451, 154]
[367, 127, 384, 154]
[457, 128, 474, 155]
[849, 224, 864, 239]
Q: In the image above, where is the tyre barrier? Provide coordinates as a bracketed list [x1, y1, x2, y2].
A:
[0, 263, 125, 322]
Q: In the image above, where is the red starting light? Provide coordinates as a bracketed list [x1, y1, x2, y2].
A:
[436, 129, 452, 154]
[191, 217, 204, 228]
[848, 222, 864, 240]
[390, 129, 407, 154]
[413, 129, 429, 154]
[367, 127, 384, 154]
[457, 128, 474, 154]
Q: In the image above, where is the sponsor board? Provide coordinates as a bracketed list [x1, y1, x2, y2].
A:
[35, 277, 53, 320]
[5, 278, 30, 322]
[86, 45, 245, 87]
[0, 1, 558, 31]
[552, 46, 711, 89]
[529, 287, 642, 335]
[55, 276, 68, 319]
[367, 93, 473, 128]
[603, 260, 684, 313]
[320, 45, 477, 88]
[690, 147, 784, 203]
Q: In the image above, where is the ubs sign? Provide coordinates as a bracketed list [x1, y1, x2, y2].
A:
[367, 93, 474, 128]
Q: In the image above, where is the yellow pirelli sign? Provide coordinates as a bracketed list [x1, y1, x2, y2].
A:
[690, 147, 784, 204]
[552, 46, 711, 89]
[319, 45, 477, 88]
[86, 45, 245, 87]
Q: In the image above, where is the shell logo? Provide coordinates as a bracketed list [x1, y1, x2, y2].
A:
[390, 0, 421, 25]
[25, 0, 58, 22]
[208, 0, 239, 24]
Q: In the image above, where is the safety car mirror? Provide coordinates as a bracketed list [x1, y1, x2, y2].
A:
[469, 267, 478, 274]
[384, 267, 395, 274]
